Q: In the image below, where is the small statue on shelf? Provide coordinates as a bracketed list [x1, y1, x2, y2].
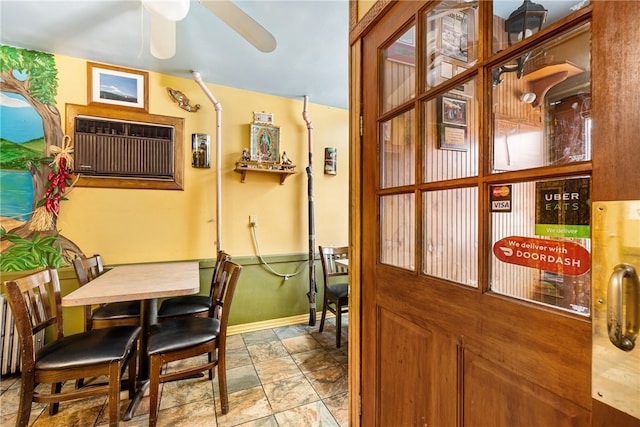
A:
[281, 151, 292, 166]
[241, 148, 250, 162]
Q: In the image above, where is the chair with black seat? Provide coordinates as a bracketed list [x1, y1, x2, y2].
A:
[157, 250, 230, 321]
[318, 245, 349, 348]
[147, 259, 242, 427]
[73, 254, 141, 330]
[4, 268, 140, 427]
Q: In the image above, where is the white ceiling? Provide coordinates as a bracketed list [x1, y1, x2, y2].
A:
[0, 0, 350, 109]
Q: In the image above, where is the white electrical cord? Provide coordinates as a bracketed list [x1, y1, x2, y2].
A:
[250, 224, 307, 280]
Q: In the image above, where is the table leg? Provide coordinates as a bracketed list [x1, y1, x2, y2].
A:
[123, 298, 157, 420]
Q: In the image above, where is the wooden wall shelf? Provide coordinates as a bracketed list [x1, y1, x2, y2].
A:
[522, 61, 585, 107]
[234, 162, 296, 184]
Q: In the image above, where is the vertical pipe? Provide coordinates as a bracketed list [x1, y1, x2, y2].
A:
[303, 95, 317, 326]
[192, 71, 223, 252]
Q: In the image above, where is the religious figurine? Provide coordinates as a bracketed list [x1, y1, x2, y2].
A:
[281, 151, 292, 165]
[241, 148, 250, 162]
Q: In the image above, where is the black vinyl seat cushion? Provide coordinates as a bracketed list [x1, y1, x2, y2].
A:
[36, 325, 141, 370]
[327, 283, 349, 299]
[92, 301, 141, 320]
[148, 317, 220, 355]
[157, 296, 210, 318]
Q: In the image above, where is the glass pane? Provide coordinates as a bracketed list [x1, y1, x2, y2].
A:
[425, 1, 478, 90]
[381, 193, 415, 270]
[493, 0, 590, 54]
[490, 178, 591, 315]
[382, 26, 416, 113]
[424, 79, 478, 182]
[381, 109, 415, 188]
[423, 187, 478, 286]
[492, 24, 591, 172]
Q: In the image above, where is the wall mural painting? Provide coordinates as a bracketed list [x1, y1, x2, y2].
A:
[0, 45, 83, 272]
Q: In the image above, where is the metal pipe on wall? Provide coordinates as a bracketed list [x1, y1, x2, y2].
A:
[192, 70, 223, 252]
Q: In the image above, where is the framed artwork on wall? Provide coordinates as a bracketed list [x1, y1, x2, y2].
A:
[250, 124, 280, 162]
[87, 62, 148, 112]
[440, 11, 468, 63]
[437, 94, 468, 151]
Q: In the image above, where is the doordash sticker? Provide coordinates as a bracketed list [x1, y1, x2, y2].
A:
[493, 236, 590, 276]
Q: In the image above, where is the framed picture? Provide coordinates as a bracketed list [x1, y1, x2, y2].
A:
[441, 11, 468, 63]
[250, 124, 280, 162]
[253, 112, 274, 125]
[87, 62, 148, 112]
[437, 95, 468, 151]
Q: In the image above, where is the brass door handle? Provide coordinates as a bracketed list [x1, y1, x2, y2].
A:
[607, 263, 640, 351]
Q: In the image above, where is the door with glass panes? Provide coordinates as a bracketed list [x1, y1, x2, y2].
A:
[360, 1, 594, 425]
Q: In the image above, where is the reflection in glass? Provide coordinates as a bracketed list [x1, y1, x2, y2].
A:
[382, 26, 416, 113]
[491, 24, 591, 172]
[422, 187, 478, 286]
[493, 0, 590, 54]
[424, 2, 478, 90]
[424, 79, 478, 182]
[381, 193, 415, 270]
[381, 109, 415, 188]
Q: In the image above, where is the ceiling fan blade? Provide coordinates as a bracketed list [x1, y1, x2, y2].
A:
[142, 0, 190, 21]
[199, 0, 277, 53]
[148, 12, 177, 59]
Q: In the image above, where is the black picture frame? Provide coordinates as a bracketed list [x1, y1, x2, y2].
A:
[437, 95, 468, 151]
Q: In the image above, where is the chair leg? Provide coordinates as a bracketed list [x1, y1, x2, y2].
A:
[17, 371, 35, 426]
[208, 351, 216, 380]
[49, 382, 62, 415]
[335, 303, 342, 348]
[148, 355, 162, 427]
[218, 353, 228, 414]
[108, 362, 120, 427]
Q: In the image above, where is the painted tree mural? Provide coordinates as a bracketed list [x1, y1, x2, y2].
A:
[0, 45, 83, 271]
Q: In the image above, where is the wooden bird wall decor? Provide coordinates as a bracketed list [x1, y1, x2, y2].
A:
[167, 88, 200, 112]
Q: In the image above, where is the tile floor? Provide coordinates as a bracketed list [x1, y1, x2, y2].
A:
[0, 316, 349, 427]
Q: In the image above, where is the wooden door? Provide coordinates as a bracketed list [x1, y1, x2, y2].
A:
[359, 2, 596, 425]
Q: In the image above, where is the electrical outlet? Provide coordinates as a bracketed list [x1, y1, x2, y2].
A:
[249, 215, 257, 227]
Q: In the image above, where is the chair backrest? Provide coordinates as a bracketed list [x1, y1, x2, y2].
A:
[319, 246, 349, 288]
[72, 254, 105, 331]
[208, 250, 231, 302]
[4, 268, 64, 370]
[211, 260, 242, 337]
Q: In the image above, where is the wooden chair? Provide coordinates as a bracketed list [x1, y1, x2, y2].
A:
[146, 259, 242, 426]
[157, 250, 230, 321]
[3, 268, 140, 427]
[318, 245, 349, 348]
[73, 254, 141, 330]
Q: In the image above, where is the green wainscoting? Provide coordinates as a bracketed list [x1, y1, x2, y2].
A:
[1, 253, 325, 339]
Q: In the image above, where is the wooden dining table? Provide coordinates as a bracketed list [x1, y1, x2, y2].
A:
[62, 261, 200, 420]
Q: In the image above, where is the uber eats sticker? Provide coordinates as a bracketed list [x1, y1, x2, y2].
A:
[535, 177, 590, 238]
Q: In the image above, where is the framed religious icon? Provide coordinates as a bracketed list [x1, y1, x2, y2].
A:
[250, 124, 280, 162]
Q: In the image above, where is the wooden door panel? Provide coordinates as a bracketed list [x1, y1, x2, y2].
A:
[360, 2, 595, 426]
[464, 351, 591, 427]
[378, 307, 457, 426]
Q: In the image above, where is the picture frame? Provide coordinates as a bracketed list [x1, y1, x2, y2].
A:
[440, 11, 468, 63]
[250, 124, 280, 162]
[437, 95, 468, 151]
[87, 62, 148, 112]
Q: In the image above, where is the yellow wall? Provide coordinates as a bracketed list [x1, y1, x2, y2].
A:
[54, 54, 349, 264]
[358, 0, 377, 22]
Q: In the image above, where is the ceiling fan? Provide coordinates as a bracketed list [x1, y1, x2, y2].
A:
[141, 0, 277, 59]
